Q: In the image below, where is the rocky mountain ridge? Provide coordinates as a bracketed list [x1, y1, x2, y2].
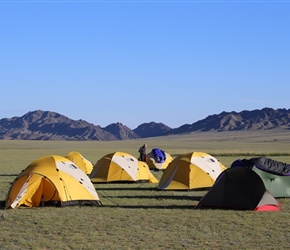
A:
[0, 108, 289, 140]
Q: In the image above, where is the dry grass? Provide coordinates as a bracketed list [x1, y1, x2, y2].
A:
[0, 129, 290, 249]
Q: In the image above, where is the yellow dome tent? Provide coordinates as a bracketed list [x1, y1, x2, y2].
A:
[90, 151, 158, 183]
[5, 155, 101, 208]
[65, 151, 93, 174]
[158, 152, 226, 190]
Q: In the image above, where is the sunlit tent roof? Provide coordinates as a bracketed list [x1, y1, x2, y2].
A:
[158, 151, 226, 190]
[65, 151, 94, 174]
[196, 167, 279, 211]
[5, 155, 101, 209]
[147, 148, 173, 170]
[90, 151, 158, 183]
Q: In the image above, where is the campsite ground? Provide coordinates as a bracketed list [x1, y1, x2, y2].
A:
[0, 129, 290, 249]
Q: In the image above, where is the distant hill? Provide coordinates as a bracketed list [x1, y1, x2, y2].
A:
[0, 108, 289, 140]
[163, 108, 290, 135]
[0, 110, 116, 140]
[133, 122, 172, 138]
[103, 122, 140, 140]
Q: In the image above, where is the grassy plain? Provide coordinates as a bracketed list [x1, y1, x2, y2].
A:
[0, 129, 290, 249]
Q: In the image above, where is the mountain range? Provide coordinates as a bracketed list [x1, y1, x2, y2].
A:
[0, 108, 289, 140]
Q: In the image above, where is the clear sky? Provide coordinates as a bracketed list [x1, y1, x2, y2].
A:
[1, 0, 289, 129]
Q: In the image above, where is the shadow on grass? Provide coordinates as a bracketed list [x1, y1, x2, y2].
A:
[0, 200, 196, 210]
[96, 187, 209, 192]
[0, 200, 5, 209]
[99, 195, 203, 201]
[96, 187, 159, 191]
[0, 174, 18, 176]
[100, 204, 195, 209]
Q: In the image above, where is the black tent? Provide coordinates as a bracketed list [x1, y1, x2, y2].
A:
[196, 167, 278, 211]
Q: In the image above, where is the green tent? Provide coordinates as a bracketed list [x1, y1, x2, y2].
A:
[252, 166, 290, 198]
[231, 157, 290, 198]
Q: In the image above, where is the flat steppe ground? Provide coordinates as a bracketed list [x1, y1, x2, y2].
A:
[0, 129, 289, 249]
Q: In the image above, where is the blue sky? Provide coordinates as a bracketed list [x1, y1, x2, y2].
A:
[1, 0, 289, 129]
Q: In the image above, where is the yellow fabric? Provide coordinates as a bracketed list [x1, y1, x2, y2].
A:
[158, 151, 225, 190]
[189, 165, 215, 189]
[65, 151, 93, 174]
[137, 162, 158, 183]
[5, 155, 100, 208]
[90, 157, 111, 182]
[90, 154, 134, 182]
[90, 152, 158, 183]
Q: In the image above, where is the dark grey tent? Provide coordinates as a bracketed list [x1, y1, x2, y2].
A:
[196, 167, 279, 211]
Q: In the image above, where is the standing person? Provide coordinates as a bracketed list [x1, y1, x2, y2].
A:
[138, 144, 147, 162]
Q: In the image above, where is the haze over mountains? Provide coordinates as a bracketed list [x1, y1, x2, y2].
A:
[0, 108, 289, 140]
